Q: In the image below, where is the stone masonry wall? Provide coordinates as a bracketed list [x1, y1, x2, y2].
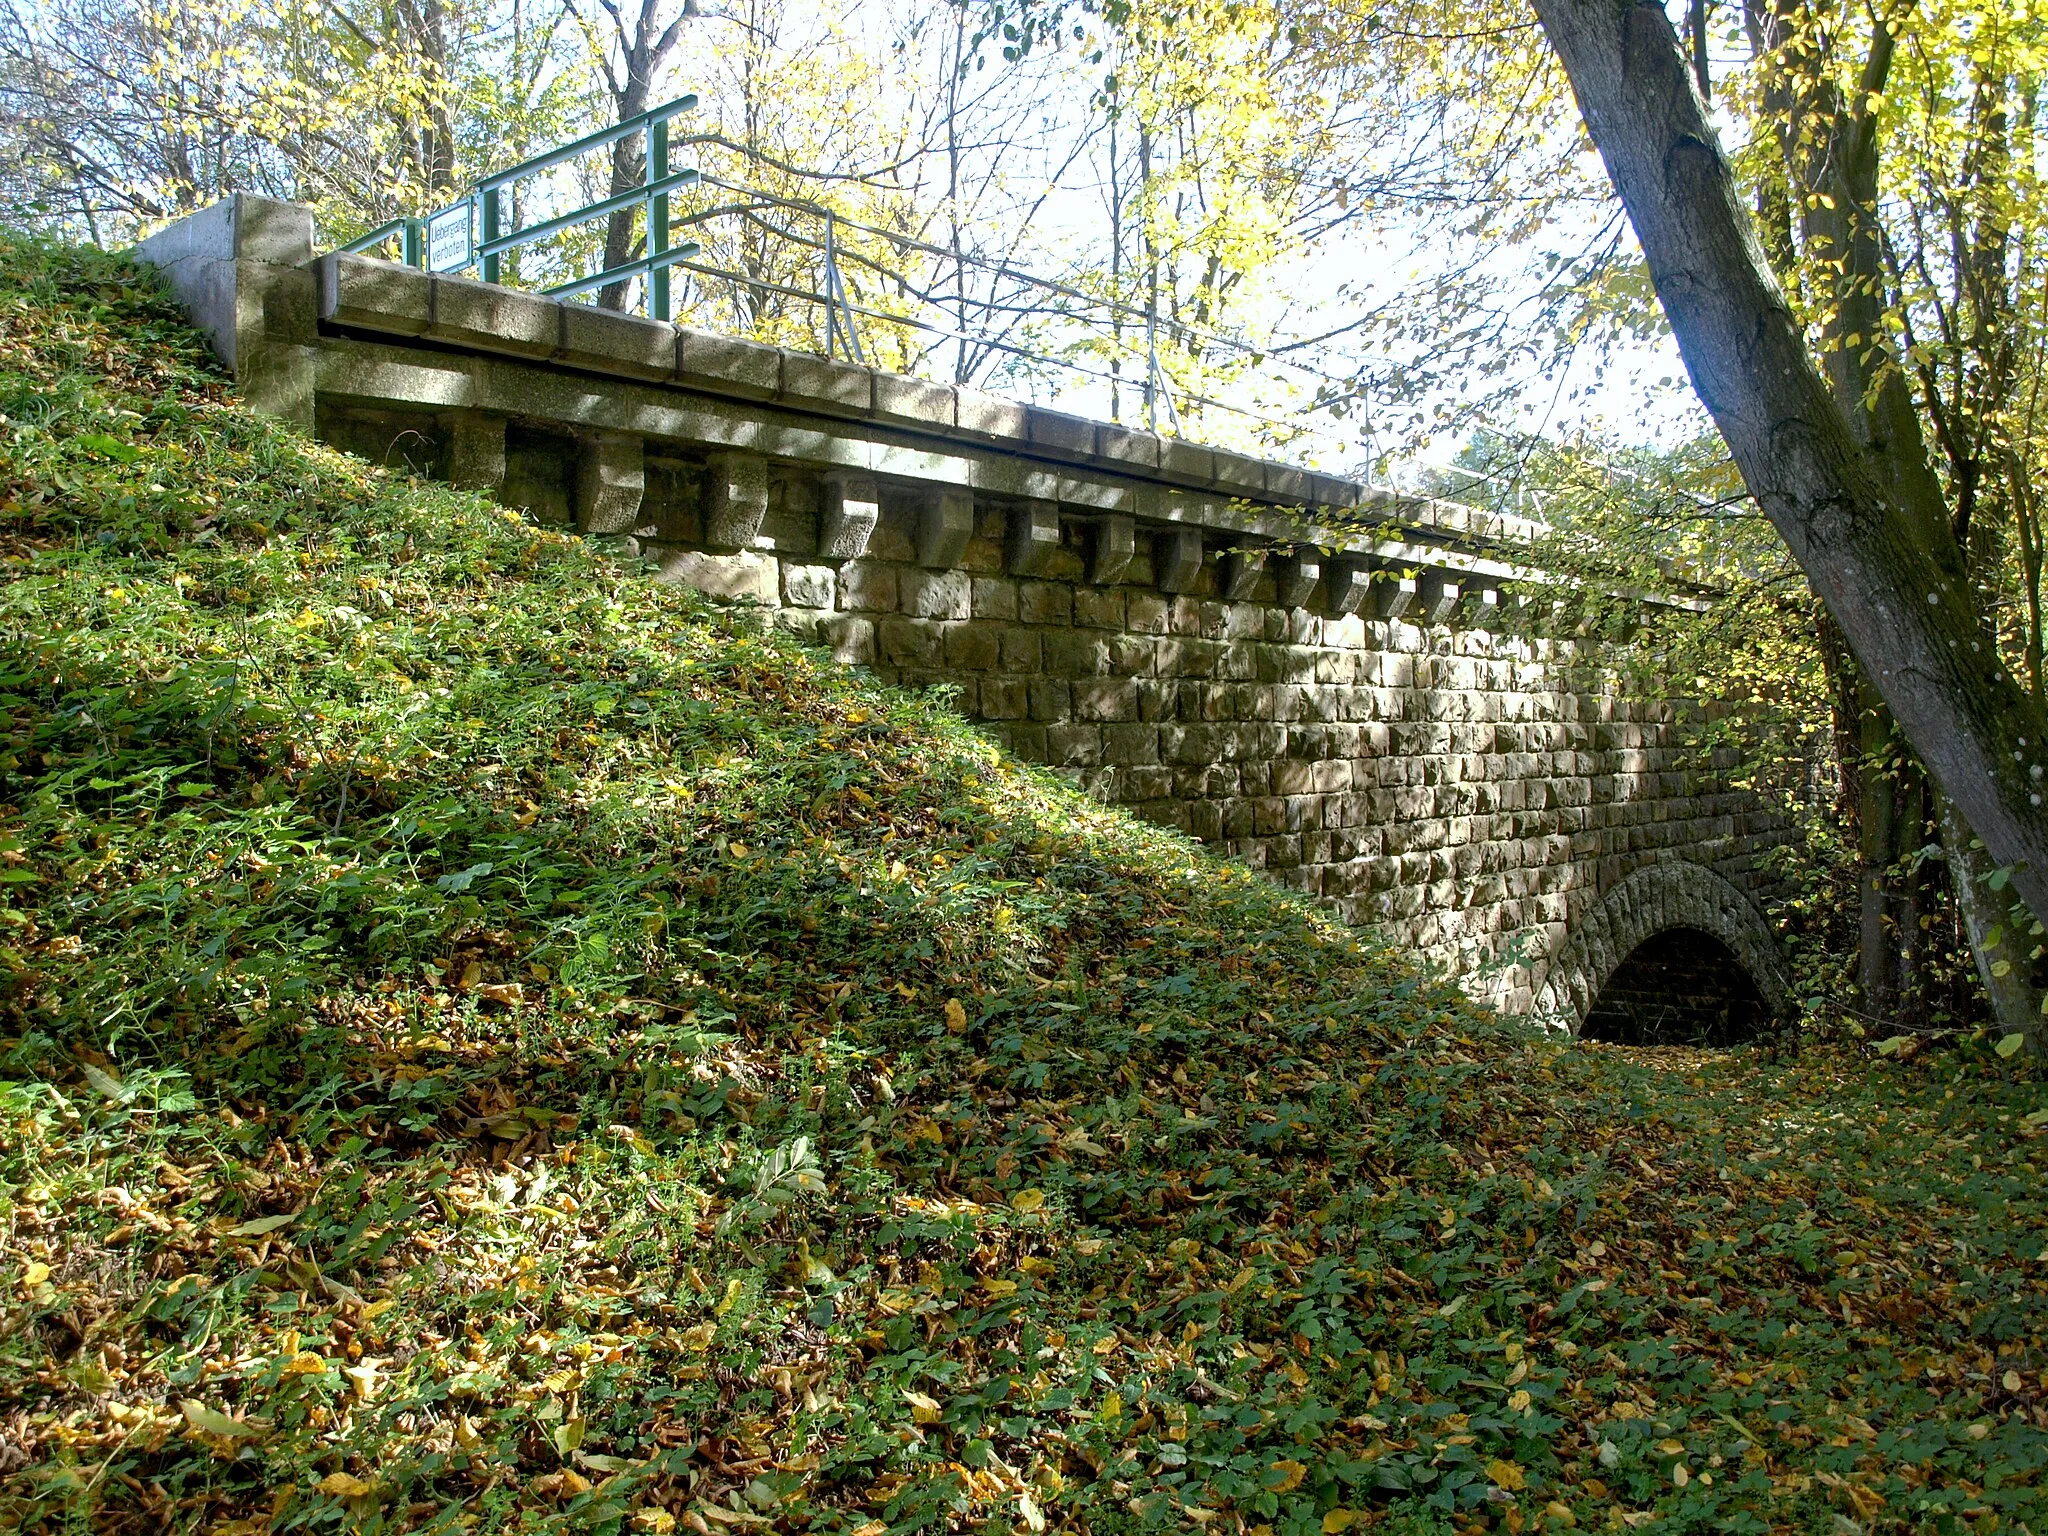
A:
[601, 471, 1782, 1019]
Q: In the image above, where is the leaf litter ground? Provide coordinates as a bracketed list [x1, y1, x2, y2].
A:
[0, 236, 2045, 1536]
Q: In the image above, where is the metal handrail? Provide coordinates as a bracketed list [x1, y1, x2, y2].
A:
[331, 94, 704, 322]
[545, 242, 703, 301]
[477, 94, 697, 194]
[477, 169, 700, 260]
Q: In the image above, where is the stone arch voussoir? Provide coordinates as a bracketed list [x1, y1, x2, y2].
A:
[1530, 862, 1792, 1035]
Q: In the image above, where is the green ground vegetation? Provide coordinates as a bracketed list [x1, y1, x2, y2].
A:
[2, 237, 2047, 1536]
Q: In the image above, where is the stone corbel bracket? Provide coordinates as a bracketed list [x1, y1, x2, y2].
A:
[820, 470, 881, 561]
[1090, 514, 1136, 585]
[1007, 500, 1062, 577]
[1271, 550, 1322, 611]
[917, 487, 975, 568]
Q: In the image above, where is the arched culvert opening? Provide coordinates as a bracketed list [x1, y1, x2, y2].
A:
[1580, 926, 1770, 1046]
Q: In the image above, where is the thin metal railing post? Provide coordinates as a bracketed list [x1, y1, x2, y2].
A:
[824, 212, 840, 360]
[480, 188, 501, 285]
[1144, 308, 1159, 432]
[649, 116, 671, 321]
[401, 218, 422, 267]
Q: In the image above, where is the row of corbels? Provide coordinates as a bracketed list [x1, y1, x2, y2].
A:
[697, 459, 1506, 624]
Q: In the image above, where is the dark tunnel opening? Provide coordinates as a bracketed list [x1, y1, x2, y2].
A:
[1580, 927, 1771, 1046]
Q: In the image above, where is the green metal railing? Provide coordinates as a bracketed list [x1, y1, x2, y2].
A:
[339, 94, 704, 321]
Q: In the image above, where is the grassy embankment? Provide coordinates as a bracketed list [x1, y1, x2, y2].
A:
[2, 236, 2046, 1535]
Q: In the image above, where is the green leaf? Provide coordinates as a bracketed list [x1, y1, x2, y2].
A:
[1997, 1033, 2027, 1058]
[436, 861, 494, 893]
[77, 433, 142, 463]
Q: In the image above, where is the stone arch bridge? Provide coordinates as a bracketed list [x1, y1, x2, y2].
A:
[135, 195, 1799, 1034]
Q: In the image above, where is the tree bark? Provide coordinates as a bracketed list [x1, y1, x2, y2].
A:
[1938, 791, 2047, 1040]
[1531, 0, 2048, 1013]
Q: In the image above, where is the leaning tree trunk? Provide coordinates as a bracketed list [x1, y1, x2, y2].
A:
[1531, 0, 2048, 1040]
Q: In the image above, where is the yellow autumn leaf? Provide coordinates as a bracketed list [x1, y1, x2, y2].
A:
[21, 1261, 49, 1287]
[903, 1390, 942, 1424]
[1263, 1460, 1307, 1493]
[1487, 1458, 1525, 1491]
[1544, 1502, 1578, 1528]
[1508, 1389, 1532, 1411]
[180, 1399, 262, 1439]
[1011, 1187, 1045, 1213]
[280, 1351, 330, 1376]
[318, 1471, 373, 1497]
[944, 998, 967, 1033]
[1323, 1511, 1363, 1533]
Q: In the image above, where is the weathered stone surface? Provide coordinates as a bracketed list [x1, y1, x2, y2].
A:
[819, 471, 881, 560]
[1027, 406, 1095, 456]
[1272, 551, 1321, 610]
[901, 568, 972, 620]
[1325, 559, 1373, 619]
[576, 432, 644, 534]
[677, 327, 779, 397]
[918, 488, 976, 568]
[954, 386, 1029, 441]
[1375, 574, 1418, 620]
[428, 273, 558, 357]
[704, 450, 769, 551]
[781, 563, 837, 609]
[558, 303, 674, 379]
[1156, 527, 1205, 593]
[782, 352, 873, 414]
[445, 411, 506, 492]
[1222, 546, 1267, 600]
[1419, 570, 1461, 624]
[319, 253, 430, 335]
[1091, 514, 1136, 585]
[875, 373, 955, 429]
[656, 549, 777, 601]
[1007, 501, 1062, 576]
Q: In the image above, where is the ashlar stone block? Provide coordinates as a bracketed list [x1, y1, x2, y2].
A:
[428, 273, 558, 358]
[319, 253, 429, 335]
[576, 432, 644, 535]
[820, 471, 881, 560]
[1156, 526, 1205, 593]
[918, 488, 976, 568]
[444, 411, 506, 493]
[1090, 514, 1136, 585]
[1007, 500, 1063, 576]
[1374, 575, 1418, 620]
[704, 450, 769, 552]
[1222, 546, 1268, 600]
[1272, 550, 1321, 610]
[1419, 570, 1462, 624]
[1326, 558, 1373, 618]
[657, 549, 777, 602]
[902, 568, 972, 620]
